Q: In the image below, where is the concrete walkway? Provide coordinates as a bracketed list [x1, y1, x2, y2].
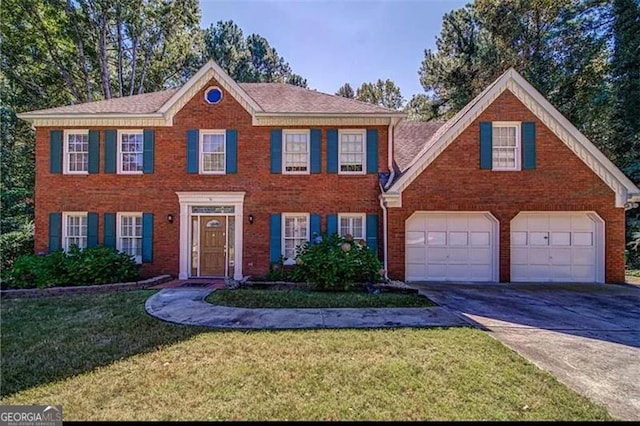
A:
[145, 288, 470, 329]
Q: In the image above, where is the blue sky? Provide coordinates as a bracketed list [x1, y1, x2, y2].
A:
[199, 0, 468, 102]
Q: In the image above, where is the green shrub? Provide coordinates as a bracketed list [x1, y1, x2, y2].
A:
[0, 221, 34, 271]
[292, 233, 383, 291]
[3, 246, 139, 289]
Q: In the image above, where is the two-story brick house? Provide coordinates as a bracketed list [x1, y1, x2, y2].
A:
[18, 61, 640, 284]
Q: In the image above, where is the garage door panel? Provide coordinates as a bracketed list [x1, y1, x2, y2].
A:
[406, 246, 425, 263]
[406, 212, 496, 282]
[427, 247, 448, 262]
[511, 212, 597, 283]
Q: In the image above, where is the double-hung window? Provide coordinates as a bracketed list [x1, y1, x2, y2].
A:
[63, 212, 87, 251]
[64, 130, 89, 174]
[282, 214, 309, 264]
[492, 122, 520, 171]
[118, 130, 144, 174]
[338, 214, 365, 240]
[117, 213, 143, 263]
[283, 130, 310, 174]
[339, 130, 366, 174]
[200, 131, 226, 174]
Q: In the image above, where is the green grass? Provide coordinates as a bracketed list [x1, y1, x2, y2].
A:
[626, 269, 640, 277]
[0, 291, 612, 420]
[205, 287, 436, 308]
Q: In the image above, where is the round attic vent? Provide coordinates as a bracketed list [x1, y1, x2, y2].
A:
[204, 87, 223, 104]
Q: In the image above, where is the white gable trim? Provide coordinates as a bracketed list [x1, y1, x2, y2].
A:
[385, 68, 640, 208]
[158, 60, 262, 122]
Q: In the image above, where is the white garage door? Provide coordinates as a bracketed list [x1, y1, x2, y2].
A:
[511, 212, 602, 283]
[406, 212, 497, 282]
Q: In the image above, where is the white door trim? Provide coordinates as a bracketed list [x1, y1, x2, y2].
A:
[510, 211, 605, 283]
[405, 211, 500, 283]
[176, 191, 245, 280]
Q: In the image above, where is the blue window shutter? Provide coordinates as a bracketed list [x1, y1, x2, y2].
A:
[327, 129, 338, 173]
[522, 122, 536, 170]
[479, 122, 493, 169]
[143, 129, 155, 174]
[366, 129, 378, 174]
[310, 129, 321, 174]
[104, 130, 117, 173]
[103, 213, 116, 249]
[187, 129, 199, 174]
[49, 212, 62, 251]
[366, 214, 378, 254]
[327, 214, 338, 235]
[88, 130, 100, 174]
[271, 129, 282, 173]
[310, 214, 321, 241]
[270, 214, 282, 262]
[226, 129, 238, 173]
[87, 212, 99, 247]
[50, 130, 62, 174]
[142, 213, 154, 263]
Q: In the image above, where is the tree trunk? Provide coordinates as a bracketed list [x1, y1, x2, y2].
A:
[99, 12, 112, 99]
[67, 0, 92, 102]
[116, 5, 124, 98]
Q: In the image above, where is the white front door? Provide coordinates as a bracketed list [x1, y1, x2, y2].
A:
[511, 212, 602, 283]
[405, 212, 498, 282]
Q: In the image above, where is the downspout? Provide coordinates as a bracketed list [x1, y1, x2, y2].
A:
[380, 117, 401, 281]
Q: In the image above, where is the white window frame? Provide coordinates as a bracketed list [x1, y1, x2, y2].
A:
[492, 122, 521, 171]
[282, 213, 310, 265]
[199, 130, 226, 175]
[338, 129, 366, 175]
[63, 130, 89, 175]
[338, 213, 366, 240]
[62, 212, 88, 252]
[117, 129, 144, 175]
[282, 129, 310, 175]
[116, 212, 143, 264]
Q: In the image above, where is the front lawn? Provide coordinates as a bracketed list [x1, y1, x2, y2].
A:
[0, 291, 612, 420]
[206, 287, 436, 308]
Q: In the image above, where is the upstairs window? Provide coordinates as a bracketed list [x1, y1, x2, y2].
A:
[64, 130, 89, 174]
[283, 130, 310, 174]
[339, 130, 366, 174]
[63, 212, 87, 251]
[118, 130, 144, 174]
[200, 131, 226, 174]
[492, 122, 520, 171]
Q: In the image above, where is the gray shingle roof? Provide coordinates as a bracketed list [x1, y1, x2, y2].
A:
[21, 83, 401, 116]
[394, 120, 445, 172]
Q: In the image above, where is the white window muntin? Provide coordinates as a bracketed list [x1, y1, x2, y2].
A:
[63, 130, 89, 174]
[62, 212, 87, 251]
[200, 130, 226, 174]
[492, 122, 520, 171]
[283, 129, 310, 174]
[338, 129, 366, 175]
[117, 213, 143, 264]
[282, 213, 309, 265]
[338, 213, 366, 240]
[117, 130, 144, 174]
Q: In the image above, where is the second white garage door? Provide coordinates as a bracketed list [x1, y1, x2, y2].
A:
[511, 212, 603, 283]
[405, 212, 498, 282]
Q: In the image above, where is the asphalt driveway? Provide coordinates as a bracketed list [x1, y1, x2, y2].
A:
[414, 283, 640, 420]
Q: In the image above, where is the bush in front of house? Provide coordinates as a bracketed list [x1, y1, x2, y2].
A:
[0, 221, 34, 271]
[3, 246, 140, 289]
[292, 233, 383, 291]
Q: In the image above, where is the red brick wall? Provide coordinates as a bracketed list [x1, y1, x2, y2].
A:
[386, 90, 625, 283]
[34, 77, 389, 278]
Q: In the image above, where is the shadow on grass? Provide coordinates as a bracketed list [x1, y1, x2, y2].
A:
[0, 290, 206, 397]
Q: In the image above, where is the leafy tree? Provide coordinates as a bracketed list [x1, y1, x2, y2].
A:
[203, 20, 306, 86]
[336, 83, 355, 98]
[404, 94, 441, 121]
[356, 79, 404, 109]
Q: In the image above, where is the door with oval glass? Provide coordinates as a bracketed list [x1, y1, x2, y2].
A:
[200, 216, 226, 276]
